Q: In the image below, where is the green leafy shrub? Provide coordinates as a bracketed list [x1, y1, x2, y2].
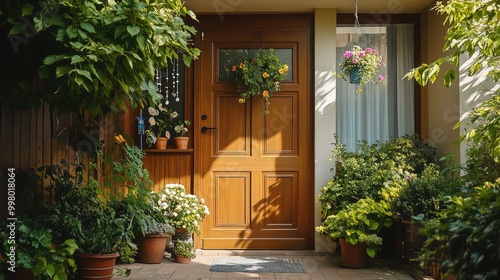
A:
[318, 134, 436, 217]
[316, 191, 394, 258]
[392, 163, 459, 220]
[0, 216, 78, 280]
[419, 180, 500, 279]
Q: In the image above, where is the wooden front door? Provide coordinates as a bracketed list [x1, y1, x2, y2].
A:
[194, 15, 313, 249]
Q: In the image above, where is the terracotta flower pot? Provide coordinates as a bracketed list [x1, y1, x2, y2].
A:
[136, 233, 170, 264]
[155, 137, 168, 149]
[174, 137, 189, 149]
[74, 252, 119, 280]
[339, 238, 367, 268]
[175, 255, 192, 264]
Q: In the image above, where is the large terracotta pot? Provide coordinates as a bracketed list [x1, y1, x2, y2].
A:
[136, 233, 170, 264]
[339, 238, 367, 268]
[74, 252, 119, 280]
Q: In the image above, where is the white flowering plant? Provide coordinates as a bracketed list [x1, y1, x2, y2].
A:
[145, 102, 180, 147]
[158, 184, 210, 235]
[336, 45, 386, 93]
[174, 120, 192, 137]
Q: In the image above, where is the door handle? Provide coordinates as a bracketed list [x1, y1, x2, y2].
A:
[201, 126, 218, 132]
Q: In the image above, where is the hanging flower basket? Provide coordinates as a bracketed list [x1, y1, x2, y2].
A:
[335, 45, 386, 93]
[231, 49, 289, 114]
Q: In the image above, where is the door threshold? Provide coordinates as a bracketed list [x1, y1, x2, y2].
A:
[197, 249, 328, 257]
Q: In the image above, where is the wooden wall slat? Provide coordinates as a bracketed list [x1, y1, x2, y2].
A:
[143, 152, 193, 194]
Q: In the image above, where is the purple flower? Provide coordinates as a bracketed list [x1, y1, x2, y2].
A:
[352, 59, 358, 64]
[378, 75, 385, 81]
[359, 51, 366, 57]
[381, 62, 386, 67]
[343, 50, 352, 59]
[365, 47, 373, 53]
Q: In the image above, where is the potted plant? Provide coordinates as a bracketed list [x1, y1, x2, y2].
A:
[0, 216, 78, 280]
[316, 191, 394, 268]
[40, 159, 133, 280]
[230, 49, 289, 114]
[158, 184, 210, 236]
[158, 184, 209, 258]
[335, 45, 385, 93]
[145, 102, 180, 149]
[173, 120, 192, 149]
[418, 180, 500, 280]
[173, 241, 196, 264]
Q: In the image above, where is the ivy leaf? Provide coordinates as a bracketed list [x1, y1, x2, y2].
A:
[22, 4, 35, 17]
[127, 26, 140, 36]
[80, 22, 95, 33]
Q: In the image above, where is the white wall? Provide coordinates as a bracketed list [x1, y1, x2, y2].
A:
[314, 8, 337, 252]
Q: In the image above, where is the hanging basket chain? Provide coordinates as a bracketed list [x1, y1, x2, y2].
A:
[352, 0, 363, 47]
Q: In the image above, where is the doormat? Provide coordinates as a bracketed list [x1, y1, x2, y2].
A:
[209, 257, 306, 273]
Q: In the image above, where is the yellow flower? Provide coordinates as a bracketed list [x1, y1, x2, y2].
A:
[278, 68, 285, 75]
[262, 72, 270, 79]
[239, 62, 244, 69]
[231, 65, 237, 72]
[238, 98, 245, 103]
[283, 64, 289, 72]
[262, 90, 269, 98]
[114, 134, 126, 144]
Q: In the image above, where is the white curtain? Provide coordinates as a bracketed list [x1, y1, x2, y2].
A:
[337, 24, 415, 151]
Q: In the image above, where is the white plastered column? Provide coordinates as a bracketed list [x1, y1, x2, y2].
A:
[314, 8, 337, 253]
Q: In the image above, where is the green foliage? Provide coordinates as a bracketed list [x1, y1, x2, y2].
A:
[462, 141, 500, 186]
[316, 192, 393, 258]
[116, 240, 137, 264]
[173, 240, 196, 259]
[392, 163, 459, 220]
[0, 0, 200, 115]
[0, 217, 78, 280]
[40, 160, 132, 255]
[318, 134, 436, 217]
[403, 0, 500, 160]
[457, 92, 500, 163]
[230, 49, 289, 114]
[418, 180, 500, 279]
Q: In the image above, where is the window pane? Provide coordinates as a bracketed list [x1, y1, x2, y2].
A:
[218, 48, 293, 81]
[336, 24, 415, 151]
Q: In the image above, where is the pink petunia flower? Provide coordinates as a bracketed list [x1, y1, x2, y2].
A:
[352, 59, 358, 64]
[343, 50, 353, 59]
[378, 75, 385, 81]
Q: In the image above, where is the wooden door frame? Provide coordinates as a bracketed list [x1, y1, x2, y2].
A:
[192, 14, 314, 249]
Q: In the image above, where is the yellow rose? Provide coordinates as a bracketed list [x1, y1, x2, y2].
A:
[283, 64, 289, 71]
[278, 68, 285, 75]
[238, 98, 245, 103]
[262, 90, 269, 98]
[262, 72, 270, 79]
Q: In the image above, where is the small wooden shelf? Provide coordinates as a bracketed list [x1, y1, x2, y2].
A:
[144, 148, 193, 154]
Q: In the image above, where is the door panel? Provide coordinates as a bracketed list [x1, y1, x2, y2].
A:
[195, 15, 313, 249]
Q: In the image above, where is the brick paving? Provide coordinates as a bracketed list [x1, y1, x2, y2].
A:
[113, 250, 420, 280]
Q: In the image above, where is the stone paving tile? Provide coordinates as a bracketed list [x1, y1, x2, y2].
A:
[112, 250, 419, 280]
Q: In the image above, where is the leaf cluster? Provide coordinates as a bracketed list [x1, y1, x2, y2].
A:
[418, 180, 500, 279]
[1, 0, 200, 115]
[231, 49, 288, 114]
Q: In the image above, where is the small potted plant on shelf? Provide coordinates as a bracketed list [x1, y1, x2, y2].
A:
[231, 49, 289, 114]
[336, 45, 385, 93]
[173, 240, 196, 264]
[145, 101, 180, 149]
[173, 120, 191, 149]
